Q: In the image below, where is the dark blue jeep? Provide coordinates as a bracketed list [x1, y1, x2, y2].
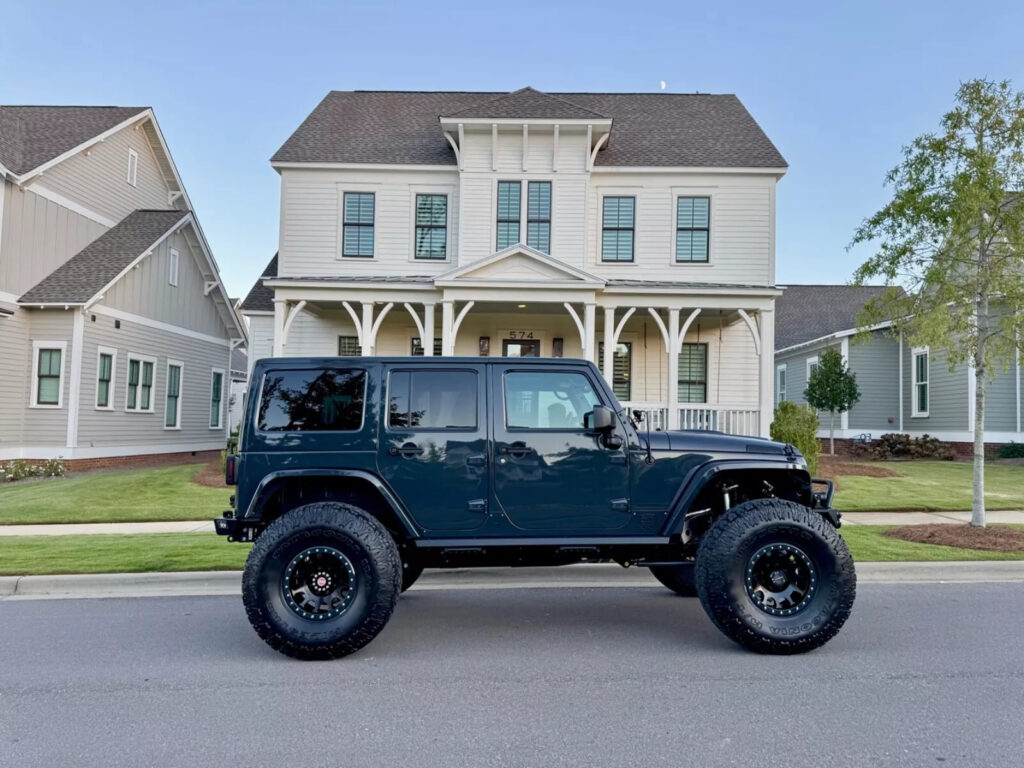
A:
[218, 357, 854, 659]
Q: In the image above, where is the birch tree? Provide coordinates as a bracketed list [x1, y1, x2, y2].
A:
[850, 79, 1024, 527]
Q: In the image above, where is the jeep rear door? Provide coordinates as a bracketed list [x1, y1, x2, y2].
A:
[490, 365, 631, 531]
[378, 365, 489, 532]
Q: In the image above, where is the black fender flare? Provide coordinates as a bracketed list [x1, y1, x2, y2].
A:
[242, 468, 420, 539]
[660, 459, 812, 536]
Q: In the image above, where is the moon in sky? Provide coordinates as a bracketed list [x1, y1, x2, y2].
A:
[660, 80, 666, 90]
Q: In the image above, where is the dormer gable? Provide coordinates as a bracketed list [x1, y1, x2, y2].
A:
[435, 244, 604, 287]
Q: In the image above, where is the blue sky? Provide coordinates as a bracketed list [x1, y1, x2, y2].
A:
[3, 0, 1023, 298]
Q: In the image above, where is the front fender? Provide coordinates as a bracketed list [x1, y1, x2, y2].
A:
[660, 459, 813, 536]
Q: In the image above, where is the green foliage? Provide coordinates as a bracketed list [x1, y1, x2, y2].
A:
[999, 442, 1024, 459]
[0, 459, 66, 483]
[770, 401, 820, 475]
[850, 78, 1024, 379]
[853, 433, 956, 461]
[804, 347, 861, 415]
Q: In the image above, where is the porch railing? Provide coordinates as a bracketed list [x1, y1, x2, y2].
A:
[622, 402, 761, 437]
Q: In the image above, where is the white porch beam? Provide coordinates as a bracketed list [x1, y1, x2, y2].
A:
[584, 303, 596, 362]
[441, 301, 454, 356]
[667, 309, 681, 430]
[403, 302, 426, 340]
[361, 302, 374, 356]
[736, 309, 762, 356]
[272, 299, 286, 356]
[282, 299, 307, 340]
[424, 303, 436, 356]
[452, 301, 475, 355]
[564, 303, 586, 355]
[602, 307, 616, 382]
[341, 301, 365, 348]
[368, 302, 395, 353]
[675, 308, 702, 352]
[758, 309, 775, 437]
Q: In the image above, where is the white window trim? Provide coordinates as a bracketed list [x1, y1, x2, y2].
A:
[30, 341, 67, 409]
[209, 367, 225, 429]
[806, 355, 819, 380]
[164, 360, 184, 430]
[336, 186, 379, 260]
[125, 353, 157, 413]
[524, 179, 554, 256]
[408, 185, 456, 263]
[668, 187, 714, 267]
[912, 346, 930, 418]
[127, 148, 138, 186]
[169, 248, 180, 287]
[94, 346, 118, 411]
[595, 187, 640, 266]
[776, 363, 787, 405]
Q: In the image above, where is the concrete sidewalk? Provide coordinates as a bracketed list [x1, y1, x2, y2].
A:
[2, 510, 1023, 537]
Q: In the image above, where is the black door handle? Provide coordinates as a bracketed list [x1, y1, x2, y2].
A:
[466, 455, 486, 467]
[389, 442, 424, 458]
[499, 443, 535, 459]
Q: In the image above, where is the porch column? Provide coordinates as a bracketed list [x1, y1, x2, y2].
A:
[272, 299, 286, 356]
[667, 308, 680, 430]
[423, 303, 436, 356]
[584, 303, 596, 362]
[441, 300, 454, 356]
[758, 308, 775, 437]
[361, 302, 374, 356]
[602, 307, 616, 381]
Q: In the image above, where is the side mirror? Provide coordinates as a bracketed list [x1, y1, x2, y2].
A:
[585, 405, 615, 432]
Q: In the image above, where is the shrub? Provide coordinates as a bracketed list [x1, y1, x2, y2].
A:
[999, 442, 1024, 459]
[770, 401, 820, 475]
[0, 458, 67, 482]
[42, 458, 67, 477]
[863, 433, 956, 461]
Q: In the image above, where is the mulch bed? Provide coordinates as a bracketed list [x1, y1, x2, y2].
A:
[816, 456, 901, 491]
[884, 524, 1024, 552]
[192, 460, 228, 489]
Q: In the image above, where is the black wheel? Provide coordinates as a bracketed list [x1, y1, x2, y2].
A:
[242, 501, 402, 660]
[401, 560, 424, 592]
[695, 498, 856, 655]
[649, 563, 697, 597]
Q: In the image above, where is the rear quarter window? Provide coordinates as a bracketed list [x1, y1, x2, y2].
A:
[258, 368, 366, 432]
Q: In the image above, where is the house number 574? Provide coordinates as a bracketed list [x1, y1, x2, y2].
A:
[508, 331, 535, 339]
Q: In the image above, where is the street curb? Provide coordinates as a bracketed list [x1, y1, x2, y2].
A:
[2, 561, 1024, 601]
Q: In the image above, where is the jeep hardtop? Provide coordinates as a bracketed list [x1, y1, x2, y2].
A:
[218, 356, 855, 659]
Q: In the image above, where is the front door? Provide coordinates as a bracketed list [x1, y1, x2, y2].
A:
[502, 339, 540, 357]
[491, 366, 631, 531]
[379, 366, 489, 532]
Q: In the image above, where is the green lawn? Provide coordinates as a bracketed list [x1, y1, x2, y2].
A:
[0, 465, 228, 525]
[0, 526, 1021, 576]
[833, 461, 1024, 511]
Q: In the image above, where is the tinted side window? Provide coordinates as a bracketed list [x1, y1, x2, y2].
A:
[259, 369, 366, 432]
[504, 371, 601, 429]
[389, 370, 477, 430]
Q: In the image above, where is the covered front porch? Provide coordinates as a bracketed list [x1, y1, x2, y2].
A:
[265, 247, 777, 436]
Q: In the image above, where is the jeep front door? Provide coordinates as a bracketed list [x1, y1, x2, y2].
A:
[491, 367, 630, 531]
[379, 367, 489, 532]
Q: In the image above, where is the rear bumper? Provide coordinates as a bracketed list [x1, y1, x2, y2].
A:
[214, 514, 259, 541]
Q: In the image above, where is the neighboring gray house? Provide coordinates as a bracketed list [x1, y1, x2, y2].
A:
[0, 105, 246, 464]
[774, 285, 1023, 447]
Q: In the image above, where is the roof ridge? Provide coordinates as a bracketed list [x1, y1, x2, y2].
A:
[442, 87, 609, 119]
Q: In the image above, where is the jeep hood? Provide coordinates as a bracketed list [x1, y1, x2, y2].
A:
[642, 429, 798, 458]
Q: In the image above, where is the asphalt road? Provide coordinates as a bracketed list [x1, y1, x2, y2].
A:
[1, 583, 1022, 768]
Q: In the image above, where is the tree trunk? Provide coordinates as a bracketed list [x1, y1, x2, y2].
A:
[829, 411, 835, 455]
[972, 355, 987, 528]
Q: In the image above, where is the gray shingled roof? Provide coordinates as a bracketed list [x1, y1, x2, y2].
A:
[239, 254, 278, 312]
[272, 89, 786, 168]
[19, 210, 188, 304]
[775, 284, 894, 349]
[442, 87, 608, 120]
[0, 105, 147, 175]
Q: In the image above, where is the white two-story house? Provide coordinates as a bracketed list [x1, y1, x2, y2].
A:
[241, 88, 785, 436]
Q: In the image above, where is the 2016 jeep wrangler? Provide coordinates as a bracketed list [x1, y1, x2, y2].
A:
[217, 357, 855, 659]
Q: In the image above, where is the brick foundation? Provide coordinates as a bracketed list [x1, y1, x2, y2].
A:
[47, 450, 222, 472]
[821, 438, 999, 459]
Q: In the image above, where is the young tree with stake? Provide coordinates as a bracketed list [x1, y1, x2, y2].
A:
[850, 79, 1024, 528]
[804, 347, 860, 456]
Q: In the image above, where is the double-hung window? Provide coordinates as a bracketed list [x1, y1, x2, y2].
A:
[526, 181, 551, 254]
[96, 348, 115, 409]
[338, 336, 360, 356]
[126, 355, 155, 412]
[601, 197, 635, 261]
[210, 370, 224, 429]
[496, 181, 521, 249]
[342, 192, 375, 257]
[776, 364, 787, 405]
[597, 341, 632, 401]
[912, 347, 929, 417]
[33, 344, 64, 407]
[678, 343, 708, 403]
[414, 194, 448, 259]
[676, 197, 710, 262]
[165, 362, 183, 429]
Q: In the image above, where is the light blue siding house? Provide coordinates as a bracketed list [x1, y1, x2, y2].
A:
[774, 285, 1023, 448]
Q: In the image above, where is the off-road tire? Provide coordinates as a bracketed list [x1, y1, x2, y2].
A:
[695, 498, 856, 654]
[242, 501, 402, 660]
[401, 561, 424, 592]
[649, 563, 697, 597]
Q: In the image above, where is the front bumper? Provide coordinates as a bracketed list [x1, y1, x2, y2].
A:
[810, 478, 841, 528]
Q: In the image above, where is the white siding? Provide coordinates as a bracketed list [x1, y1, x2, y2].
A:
[37, 120, 174, 222]
[245, 315, 275, 376]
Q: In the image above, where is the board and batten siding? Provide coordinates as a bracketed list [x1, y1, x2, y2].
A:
[20, 309, 74, 446]
[35, 119, 175, 223]
[77, 316, 230, 448]
[278, 167, 460, 278]
[0, 306, 31, 447]
[0, 184, 108, 296]
[103, 227, 226, 338]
